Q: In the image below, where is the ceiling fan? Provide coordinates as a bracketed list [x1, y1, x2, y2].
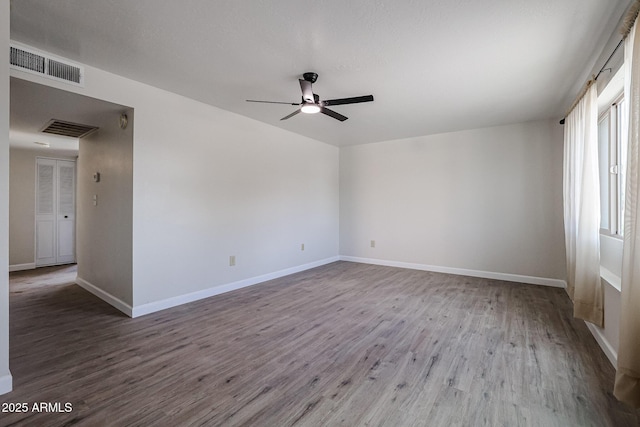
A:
[246, 72, 374, 122]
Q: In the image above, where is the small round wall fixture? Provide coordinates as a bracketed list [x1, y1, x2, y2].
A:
[119, 113, 128, 129]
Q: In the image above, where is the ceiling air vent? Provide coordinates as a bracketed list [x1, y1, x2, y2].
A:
[41, 119, 98, 138]
[10, 43, 84, 86]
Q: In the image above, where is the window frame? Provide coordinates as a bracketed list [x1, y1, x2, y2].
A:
[598, 92, 626, 238]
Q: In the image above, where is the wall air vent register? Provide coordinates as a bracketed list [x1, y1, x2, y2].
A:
[9, 43, 84, 86]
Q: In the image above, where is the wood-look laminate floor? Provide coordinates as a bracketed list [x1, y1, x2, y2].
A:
[1, 262, 638, 427]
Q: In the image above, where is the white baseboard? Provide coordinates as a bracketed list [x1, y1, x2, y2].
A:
[585, 321, 618, 367]
[338, 256, 567, 288]
[131, 256, 340, 318]
[9, 263, 35, 272]
[76, 255, 564, 319]
[75, 277, 133, 317]
[0, 373, 13, 395]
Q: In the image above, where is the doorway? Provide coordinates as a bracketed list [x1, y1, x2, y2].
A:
[9, 77, 132, 282]
[35, 157, 76, 267]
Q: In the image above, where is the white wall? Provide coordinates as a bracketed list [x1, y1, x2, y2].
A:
[601, 275, 621, 357]
[132, 105, 339, 308]
[587, 233, 624, 366]
[9, 148, 77, 269]
[1, 1, 13, 395]
[76, 109, 133, 306]
[127, 84, 339, 310]
[340, 119, 566, 283]
[11, 55, 340, 315]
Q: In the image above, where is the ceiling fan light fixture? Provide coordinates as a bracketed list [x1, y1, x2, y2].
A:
[247, 72, 373, 122]
[300, 103, 321, 114]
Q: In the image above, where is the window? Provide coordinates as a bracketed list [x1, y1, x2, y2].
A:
[598, 93, 627, 236]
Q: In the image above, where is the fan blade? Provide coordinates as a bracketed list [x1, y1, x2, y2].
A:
[322, 95, 374, 106]
[246, 100, 300, 105]
[320, 107, 348, 122]
[299, 79, 314, 103]
[280, 109, 301, 121]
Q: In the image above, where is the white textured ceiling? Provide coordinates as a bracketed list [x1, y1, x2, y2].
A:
[9, 0, 632, 146]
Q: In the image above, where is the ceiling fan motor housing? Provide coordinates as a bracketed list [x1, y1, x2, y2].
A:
[301, 94, 320, 104]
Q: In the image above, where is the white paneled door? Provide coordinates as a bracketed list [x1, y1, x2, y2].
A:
[36, 158, 76, 267]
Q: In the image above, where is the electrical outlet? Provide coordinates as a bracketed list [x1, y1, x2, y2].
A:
[229, 255, 236, 266]
[301, 243, 305, 251]
[93, 194, 98, 206]
[370, 240, 376, 248]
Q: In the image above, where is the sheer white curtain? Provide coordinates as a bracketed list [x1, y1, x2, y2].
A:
[563, 83, 603, 327]
[615, 18, 640, 408]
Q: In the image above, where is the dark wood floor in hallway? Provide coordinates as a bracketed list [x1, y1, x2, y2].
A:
[1, 262, 638, 426]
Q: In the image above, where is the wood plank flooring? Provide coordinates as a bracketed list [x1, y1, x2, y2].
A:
[1, 261, 638, 426]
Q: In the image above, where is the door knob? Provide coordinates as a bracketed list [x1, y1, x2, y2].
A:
[64, 215, 68, 218]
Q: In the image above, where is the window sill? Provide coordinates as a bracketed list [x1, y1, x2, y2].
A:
[600, 266, 621, 292]
[600, 229, 623, 241]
